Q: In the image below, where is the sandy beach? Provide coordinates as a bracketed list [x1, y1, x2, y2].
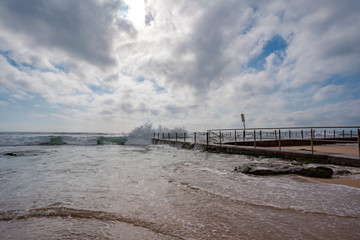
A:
[277, 143, 359, 157]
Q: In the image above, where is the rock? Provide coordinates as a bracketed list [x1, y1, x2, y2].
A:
[335, 170, 352, 175]
[296, 167, 333, 178]
[235, 163, 333, 178]
[4, 153, 17, 156]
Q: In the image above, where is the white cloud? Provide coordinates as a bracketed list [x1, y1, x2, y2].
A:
[312, 85, 344, 102]
[0, 0, 359, 132]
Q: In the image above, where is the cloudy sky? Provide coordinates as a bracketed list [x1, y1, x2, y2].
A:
[0, 0, 359, 132]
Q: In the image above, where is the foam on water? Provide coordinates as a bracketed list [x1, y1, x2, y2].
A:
[1, 130, 360, 239]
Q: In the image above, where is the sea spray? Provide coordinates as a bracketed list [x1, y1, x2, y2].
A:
[125, 122, 187, 145]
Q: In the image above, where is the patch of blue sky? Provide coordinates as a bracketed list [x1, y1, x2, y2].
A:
[0, 50, 68, 73]
[136, 76, 145, 82]
[248, 35, 288, 71]
[134, 75, 166, 93]
[89, 84, 114, 95]
[151, 79, 166, 93]
[52, 63, 68, 73]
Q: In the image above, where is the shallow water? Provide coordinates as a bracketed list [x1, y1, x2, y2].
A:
[1, 143, 360, 239]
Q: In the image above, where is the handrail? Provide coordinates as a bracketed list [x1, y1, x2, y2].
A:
[208, 126, 360, 131]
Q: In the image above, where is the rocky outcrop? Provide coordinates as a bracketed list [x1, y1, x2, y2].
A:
[234, 162, 333, 178]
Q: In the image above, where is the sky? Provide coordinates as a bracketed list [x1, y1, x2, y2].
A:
[0, 0, 359, 132]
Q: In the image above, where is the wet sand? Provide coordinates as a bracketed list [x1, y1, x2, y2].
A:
[311, 178, 360, 189]
[278, 144, 359, 157]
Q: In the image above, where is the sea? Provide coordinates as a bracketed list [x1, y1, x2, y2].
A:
[0, 132, 359, 240]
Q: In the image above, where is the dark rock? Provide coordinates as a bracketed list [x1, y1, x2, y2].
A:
[335, 170, 352, 175]
[235, 163, 333, 178]
[234, 163, 298, 176]
[296, 167, 333, 178]
[4, 153, 17, 156]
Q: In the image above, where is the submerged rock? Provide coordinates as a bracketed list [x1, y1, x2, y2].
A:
[4, 152, 17, 156]
[234, 163, 333, 178]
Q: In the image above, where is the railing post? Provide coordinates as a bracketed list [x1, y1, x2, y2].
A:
[324, 130, 326, 139]
[358, 128, 360, 160]
[260, 130, 262, 141]
[254, 130, 256, 148]
[184, 132, 186, 142]
[219, 131, 222, 146]
[234, 130, 237, 146]
[301, 130, 303, 139]
[168, 133, 170, 140]
[275, 130, 277, 141]
[243, 130, 245, 141]
[176, 132, 178, 142]
[206, 132, 209, 147]
[343, 130, 345, 138]
[311, 128, 314, 154]
[194, 132, 196, 143]
[278, 129, 281, 151]
[334, 130, 336, 138]
[289, 130, 291, 139]
[351, 130, 353, 138]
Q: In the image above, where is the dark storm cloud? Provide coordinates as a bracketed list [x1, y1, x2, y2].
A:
[0, 0, 136, 67]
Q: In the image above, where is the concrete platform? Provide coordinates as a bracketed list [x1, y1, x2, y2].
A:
[152, 138, 360, 167]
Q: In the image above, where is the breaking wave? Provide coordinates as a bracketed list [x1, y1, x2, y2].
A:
[0, 207, 182, 239]
[0, 133, 128, 146]
[0, 122, 187, 146]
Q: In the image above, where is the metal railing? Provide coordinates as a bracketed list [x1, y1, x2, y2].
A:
[153, 126, 360, 159]
[207, 126, 360, 159]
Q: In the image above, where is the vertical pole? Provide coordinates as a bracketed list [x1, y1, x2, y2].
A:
[206, 131, 209, 147]
[234, 130, 237, 146]
[162, 133, 164, 139]
[157, 133, 159, 139]
[351, 130, 353, 138]
[358, 128, 360, 160]
[260, 130, 262, 141]
[176, 132, 178, 142]
[168, 133, 170, 140]
[184, 132, 186, 142]
[253, 130, 256, 148]
[275, 130, 277, 140]
[343, 130, 345, 138]
[301, 130, 304, 139]
[194, 132, 196, 143]
[289, 130, 291, 139]
[278, 129, 281, 151]
[243, 130, 245, 141]
[311, 128, 314, 154]
[334, 130, 336, 138]
[219, 131, 222, 146]
[324, 130, 326, 139]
